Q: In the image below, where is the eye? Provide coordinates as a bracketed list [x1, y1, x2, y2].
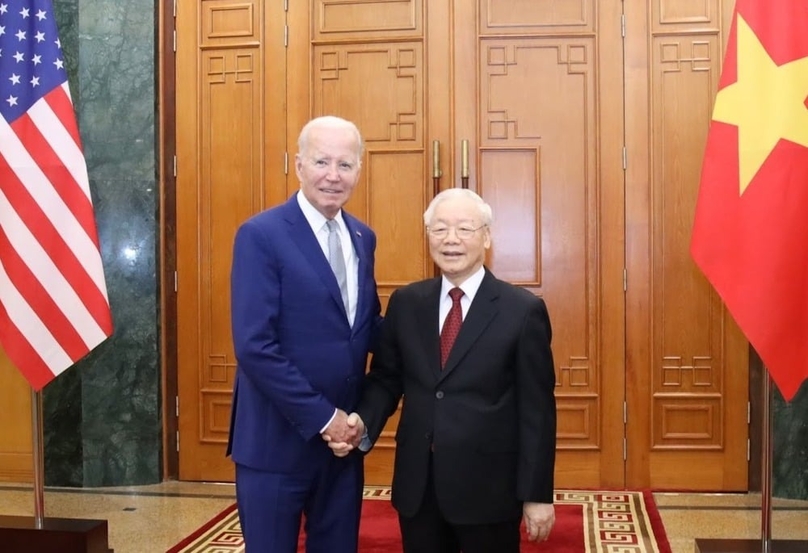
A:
[314, 159, 327, 167]
[458, 227, 475, 234]
[339, 162, 354, 170]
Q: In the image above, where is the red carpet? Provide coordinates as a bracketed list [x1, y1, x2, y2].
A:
[339, 500, 583, 552]
[167, 489, 672, 552]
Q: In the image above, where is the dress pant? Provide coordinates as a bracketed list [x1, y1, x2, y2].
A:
[235, 455, 363, 553]
[398, 457, 521, 553]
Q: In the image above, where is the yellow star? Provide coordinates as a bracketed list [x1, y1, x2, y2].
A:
[712, 14, 808, 194]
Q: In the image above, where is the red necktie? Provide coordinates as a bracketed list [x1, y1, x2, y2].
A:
[440, 288, 464, 368]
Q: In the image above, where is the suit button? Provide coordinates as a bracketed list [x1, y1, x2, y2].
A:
[435, 391, 444, 399]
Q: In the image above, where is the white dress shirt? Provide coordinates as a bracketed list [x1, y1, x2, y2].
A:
[296, 191, 358, 327]
[439, 265, 485, 332]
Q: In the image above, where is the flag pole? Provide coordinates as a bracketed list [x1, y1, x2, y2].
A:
[30, 388, 46, 529]
[761, 369, 773, 551]
[0, 384, 113, 549]
[694, 362, 806, 553]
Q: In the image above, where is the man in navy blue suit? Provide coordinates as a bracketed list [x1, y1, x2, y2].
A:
[227, 115, 382, 552]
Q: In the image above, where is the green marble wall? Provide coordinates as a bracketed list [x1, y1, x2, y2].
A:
[774, 383, 808, 499]
[44, 0, 160, 487]
[40, 0, 808, 498]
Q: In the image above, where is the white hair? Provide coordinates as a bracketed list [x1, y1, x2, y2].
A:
[297, 115, 364, 161]
[423, 188, 493, 226]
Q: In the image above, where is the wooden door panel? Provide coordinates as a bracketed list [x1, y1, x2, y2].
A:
[0, 348, 33, 483]
[459, 0, 626, 488]
[624, 0, 748, 490]
[480, 0, 592, 29]
[176, 0, 286, 481]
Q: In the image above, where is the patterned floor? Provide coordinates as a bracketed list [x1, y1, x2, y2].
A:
[167, 488, 670, 553]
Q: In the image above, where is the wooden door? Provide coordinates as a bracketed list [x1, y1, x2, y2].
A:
[447, 0, 628, 488]
[623, 0, 748, 490]
[174, 0, 749, 490]
[175, 0, 288, 481]
[286, 0, 627, 488]
[0, 348, 33, 483]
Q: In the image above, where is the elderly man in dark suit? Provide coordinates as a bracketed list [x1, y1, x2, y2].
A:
[329, 188, 557, 552]
[228, 115, 382, 552]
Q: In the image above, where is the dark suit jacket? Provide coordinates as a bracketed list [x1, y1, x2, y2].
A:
[227, 194, 381, 473]
[357, 269, 556, 524]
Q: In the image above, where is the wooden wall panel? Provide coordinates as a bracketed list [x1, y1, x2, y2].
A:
[654, 0, 719, 28]
[0, 348, 33, 483]
[367, 151, 428, 286]
[481, 150, 539, 283]
[313, 43, 423, 146]
[314, 0, 421, 38]
[624, 0, 748, 489]
[176, 0, 282, 480]
[482, 0, 592, 31]
[650, 27, 726, 453]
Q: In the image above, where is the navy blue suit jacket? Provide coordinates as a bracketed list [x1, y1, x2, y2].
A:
[227, 195, 381, 472]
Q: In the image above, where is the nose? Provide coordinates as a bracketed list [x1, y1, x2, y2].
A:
[325, 162, 342, 181]
[443, 228, 462, 242]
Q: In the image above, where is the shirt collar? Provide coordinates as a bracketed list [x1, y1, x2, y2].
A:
[441, 265, 485, 303]
[296, 190, 346, 233]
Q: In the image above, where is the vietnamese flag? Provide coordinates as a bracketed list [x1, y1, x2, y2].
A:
[691, 0, 808, 401]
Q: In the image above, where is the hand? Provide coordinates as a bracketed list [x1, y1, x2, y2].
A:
[322, 409, 361, 444]
[522, 502, 554, 542]
[322, 412, 364, 457]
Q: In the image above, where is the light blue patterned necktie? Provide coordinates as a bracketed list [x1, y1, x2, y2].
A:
[326, 219, 349, 313]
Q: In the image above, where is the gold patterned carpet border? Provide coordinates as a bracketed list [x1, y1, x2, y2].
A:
[167, 488, 671, 553]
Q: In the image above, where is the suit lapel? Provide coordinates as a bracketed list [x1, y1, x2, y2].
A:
[283, 198, 347, 318]
[439, 271, 499, 380]
[417, 279, 443, 378]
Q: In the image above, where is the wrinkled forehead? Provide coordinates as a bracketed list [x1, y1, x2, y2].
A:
[429, 198, 482, 225]
[305, 127, 360, 155]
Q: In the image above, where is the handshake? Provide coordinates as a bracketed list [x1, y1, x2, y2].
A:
[321, 409, 366, 457]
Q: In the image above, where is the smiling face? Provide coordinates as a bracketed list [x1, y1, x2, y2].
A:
[427, 195, 491, 286]
[295, 124, 362, 219]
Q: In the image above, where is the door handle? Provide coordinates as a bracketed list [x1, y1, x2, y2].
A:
[460, 139, 469, 188]
[432, 140, 443, 199]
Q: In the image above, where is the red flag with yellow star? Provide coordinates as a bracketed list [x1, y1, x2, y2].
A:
[691, 0, 808, 401]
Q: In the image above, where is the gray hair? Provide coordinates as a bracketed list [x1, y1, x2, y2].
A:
[423, 188, 493, 226]
[297, 115, 365, 161]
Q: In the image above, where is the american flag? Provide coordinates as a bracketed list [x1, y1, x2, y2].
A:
[0, 0, 112, 390]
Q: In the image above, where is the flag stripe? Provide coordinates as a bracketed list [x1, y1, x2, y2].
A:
[0, 298, 55, 391]
[0, 111, 106, 297]
[0, 188, 106, 351]
[0, 125, 112, 332]
[46, 83, 83, 152]
[23, 91, 99, 247]
[0, 223, 91, 360]
[0, 257, 72, 379]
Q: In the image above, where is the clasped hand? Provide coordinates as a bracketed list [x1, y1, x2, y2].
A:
[321, 410, 364, 457]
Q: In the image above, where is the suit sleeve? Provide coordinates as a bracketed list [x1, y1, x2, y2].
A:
[516, 297, 557, 503]
[357, 290, 405, 445]
[230, 219, 335, 440]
